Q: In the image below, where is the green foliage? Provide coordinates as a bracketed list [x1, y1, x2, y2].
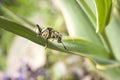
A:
[94, 0, 112, 33]
[0, 0, 120, 79]
[56, 0, 120, 80]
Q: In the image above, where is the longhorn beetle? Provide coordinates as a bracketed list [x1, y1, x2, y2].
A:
[36, 24, 67, 49]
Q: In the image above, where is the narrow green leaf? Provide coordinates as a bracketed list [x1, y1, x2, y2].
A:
[0, 16, 63, 51]
[94, 0, 112, 33]
[64, 37, 110, 59]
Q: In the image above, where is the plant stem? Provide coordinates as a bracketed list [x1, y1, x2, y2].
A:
[102, 30, 115, 60]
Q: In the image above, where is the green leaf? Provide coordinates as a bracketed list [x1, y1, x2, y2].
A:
[76, 0, 96, 27]
[0, 17, 113, 65]
[94, 0, 112, 33]
[85, 57, 120, 80]
[64, 37, 109, 59]
[100, 66, 120, 80]
[106, 15, 120, 61]
[56, 0, 103, 46]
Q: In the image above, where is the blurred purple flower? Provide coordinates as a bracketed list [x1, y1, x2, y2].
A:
[16, 76, 24, 80]
[37, 69, 46, 75]
[2, 73, 12, 80]
[0, 63, 47, 80]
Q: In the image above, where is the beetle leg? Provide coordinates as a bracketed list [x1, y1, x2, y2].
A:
[44, 33, 49, 49]
[45, 38, 48, 49]
[61, 41, 67, 50]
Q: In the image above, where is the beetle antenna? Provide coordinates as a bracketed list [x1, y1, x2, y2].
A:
[36, 24, 42, 33]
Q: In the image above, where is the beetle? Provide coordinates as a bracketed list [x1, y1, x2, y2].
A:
[36, 24, 67, 49]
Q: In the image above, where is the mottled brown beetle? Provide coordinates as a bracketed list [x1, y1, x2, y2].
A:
[36, 24, 67, 49]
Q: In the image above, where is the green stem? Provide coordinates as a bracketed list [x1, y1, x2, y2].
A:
[102, 30, 115, 60]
